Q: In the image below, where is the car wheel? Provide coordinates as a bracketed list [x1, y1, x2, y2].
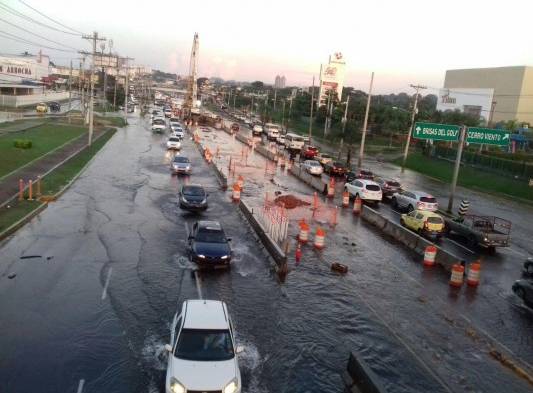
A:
[527, 264, 533, 275]
[515, 287, 525, 300]
[400, 218, 405, 226]
[407, 204, 414, 213]
[468, 235, 477, 247]
[392, 198, 398, 209]
[488, 246, 496, 256]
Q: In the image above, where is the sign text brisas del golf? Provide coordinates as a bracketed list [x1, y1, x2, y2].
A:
[466, 127, 510, 146]
[413, 123, 511, 146]
[413, 122, 460, 142]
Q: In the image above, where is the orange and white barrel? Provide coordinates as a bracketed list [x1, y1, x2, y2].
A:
[237, 175, 244, 189]
[449, 264, 465, 287]
[279, 156, 286, 167]
[314, 227, 326, 249]
[232, 183, 241, 201]
[353, 196, 362, 215]
[467, 262, 481, 286]
[298, 221, 310, 243]
[327, 178, 335, 198]
[342, 191, 350, 207]
[423, 245, 437, 267]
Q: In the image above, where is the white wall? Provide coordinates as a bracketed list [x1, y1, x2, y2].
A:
[0, 91, 69, 107]
[436, 88, 494, 123]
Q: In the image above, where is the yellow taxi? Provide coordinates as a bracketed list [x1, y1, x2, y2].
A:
[400, 209, 445, 239]
[35, 102, 48, 113]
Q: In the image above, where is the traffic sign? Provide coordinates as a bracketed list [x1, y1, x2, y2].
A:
[466, 127, 510, 145]
[413, 122, 460, 141]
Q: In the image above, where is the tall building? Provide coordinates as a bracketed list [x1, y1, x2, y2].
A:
[274, 74, 286, 89]
[443, 66, 533, 124]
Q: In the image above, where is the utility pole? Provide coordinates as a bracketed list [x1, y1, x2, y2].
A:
[447, 126, 466, 213]
[68, 60, 72, 123]
[82, 31, 106, 146]
[281, 99, 286, 131]
[124, 58, 130, 120]
[113, 55, 118, 109]
[324, 89, 331, 137]
[401, 84, 427, 172]
[358, 72, 374, 168]
[309, 75, 315, 144]
[78, 59, 82, 114]
[339, 94, 350, 159]
[233, 91, 236, 111]
[273, 89, 277, 110]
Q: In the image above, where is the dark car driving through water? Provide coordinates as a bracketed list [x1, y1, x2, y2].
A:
[188, 221, 232, 269]
[179, 184, 208, 212]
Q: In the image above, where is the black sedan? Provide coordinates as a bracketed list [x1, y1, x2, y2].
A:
[324, 161, 348, 177]
[512, 279, 533, 307]
[48, 101, 61, 112]
[179, 184, 208, 212]
[188, 221, 232, 269]
[374, 177, 402, 200]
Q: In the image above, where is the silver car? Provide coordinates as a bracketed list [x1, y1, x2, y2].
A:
[391, 190, 438, 212]
[171, 156, 191, 174]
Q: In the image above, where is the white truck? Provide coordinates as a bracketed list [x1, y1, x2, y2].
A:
[264, 123, 281, 141]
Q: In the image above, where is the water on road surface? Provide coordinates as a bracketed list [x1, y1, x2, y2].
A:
[0, 112, 532, 393]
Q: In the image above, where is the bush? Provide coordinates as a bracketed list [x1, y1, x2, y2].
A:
[13, 139, 32, 149]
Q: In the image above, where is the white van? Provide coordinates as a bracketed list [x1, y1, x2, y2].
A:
[284, 133, 305, 151]
[264, 123, 281, 141]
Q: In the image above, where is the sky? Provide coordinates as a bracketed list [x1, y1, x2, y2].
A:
[1, 0, 533, 94]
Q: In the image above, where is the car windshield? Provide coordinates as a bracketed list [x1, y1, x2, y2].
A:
[387, 181, 401, 187]
[154, 119, 165, 124]
[175, 329, 234, 361]
[196, 228, 227, 243]
[173, 157, 189, 163]
[183, 186, 205, 197]
[360, 170, 373, 176]
[308, 161, 320, 166]
[169, 137, 179, 142]
[427, 217, 443, 224]
[333, 162, 343, 167]
[420, 196, 437, 203]
[366, 184, 380, 191]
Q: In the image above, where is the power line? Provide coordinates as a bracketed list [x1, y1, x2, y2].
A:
[0, 1, 81, 36]
[426, 85, 533, 98]
[0, 30, 77, 53]
[0, 16, 80, 51]
[17, 0, 85, 35]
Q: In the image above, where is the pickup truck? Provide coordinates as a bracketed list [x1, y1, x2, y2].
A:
[444, 214, 511, 254]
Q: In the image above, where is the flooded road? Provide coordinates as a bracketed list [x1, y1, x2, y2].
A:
[0, 112, 532, 393]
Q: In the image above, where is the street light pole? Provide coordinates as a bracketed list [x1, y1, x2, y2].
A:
[358, 72, 374, 168]
[447, 126, 466, 213]
[401, 84, 427, 172]
[338, 95, 350, 159]
[309, 75, 315, 144]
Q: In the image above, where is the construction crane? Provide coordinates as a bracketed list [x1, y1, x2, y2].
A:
[184, 32, 199, 119]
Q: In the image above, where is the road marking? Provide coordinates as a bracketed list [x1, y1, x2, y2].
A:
[76, 379, 85, 393]
[390, 209, 401, 216]
[193, 270, 203, 299]
[445, 239, 476, 255]
[101, 267, 112, 300]
[504, 247, 528, 259]
[184, 222, 190, 238]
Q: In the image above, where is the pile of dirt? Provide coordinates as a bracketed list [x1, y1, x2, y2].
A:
[274, 194, 310, 209]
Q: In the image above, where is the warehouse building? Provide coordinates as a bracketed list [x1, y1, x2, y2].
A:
[442, 66, 533, 125]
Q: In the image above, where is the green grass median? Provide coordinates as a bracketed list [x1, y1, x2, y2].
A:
[395, 151, 533, 202]
[0, 124, 87, 178]
[0, 129, 116, 235]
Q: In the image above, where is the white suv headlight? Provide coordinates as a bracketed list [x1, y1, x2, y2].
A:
[170, 377, 185, 393]
[223, 378, 239, 393]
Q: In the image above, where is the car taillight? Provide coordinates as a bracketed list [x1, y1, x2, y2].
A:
[424, 221, 429, 229]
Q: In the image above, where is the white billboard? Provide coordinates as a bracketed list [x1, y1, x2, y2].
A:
[0, 55, 50, 83]
[436, 88, 494, 123]
[318, 52, 346, 107]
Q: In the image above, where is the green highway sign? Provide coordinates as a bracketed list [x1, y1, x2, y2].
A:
[413, 122, 460, 141]
[466, 127, 510, 145]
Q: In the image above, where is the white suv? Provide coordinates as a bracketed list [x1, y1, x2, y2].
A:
[344, 179, 382, 203]
[165, 300, 242, 393]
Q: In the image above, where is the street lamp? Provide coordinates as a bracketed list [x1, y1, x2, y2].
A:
[338, 92, 354, 159]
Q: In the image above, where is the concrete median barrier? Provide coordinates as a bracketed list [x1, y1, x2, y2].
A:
[238, 199, 286, 266]
[255, 144, 277, 162]
[212, 162, 228, 190]
[361, 205, 459, 272]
